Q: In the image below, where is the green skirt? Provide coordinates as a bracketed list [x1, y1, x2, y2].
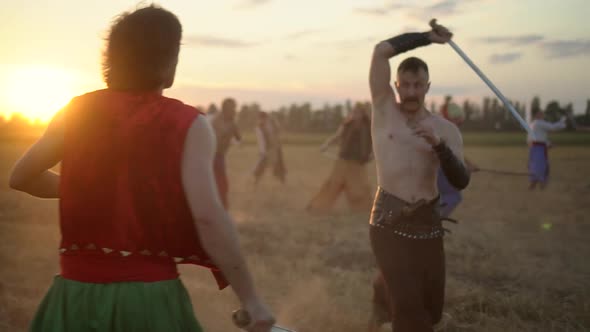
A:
[30, 276, 203, 332]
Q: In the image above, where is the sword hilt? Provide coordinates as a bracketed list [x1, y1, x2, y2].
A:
[232, 309, 251, 328]
[232, 309, 296, 332]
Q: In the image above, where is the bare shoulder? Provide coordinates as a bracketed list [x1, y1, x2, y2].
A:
[372, 98, 400, 128]
[431, 113, 461, 141]
[186, 115, 215, 149]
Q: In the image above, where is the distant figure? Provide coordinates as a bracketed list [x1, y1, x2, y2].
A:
[206, 103, 218, 119]
[211, 98, 242, 207]
[527, 109, 567, 190]
[253, 111, 286, 185]
[439, 95, 464, 124]
[438, 97, 478, 218]
[8, 5, 273, 332]
[307, 103, 373, 214]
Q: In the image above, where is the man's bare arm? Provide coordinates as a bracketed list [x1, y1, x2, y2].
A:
[320, 125, 344, 151]
[9, 111, 64, 198]
[538, 118, 567, 131]
[464, 157, 479, 172]
[181, 116, 274, 328]
[369, 42, 396, 109]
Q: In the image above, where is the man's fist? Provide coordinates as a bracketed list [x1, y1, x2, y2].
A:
[428, 19, 453, 44]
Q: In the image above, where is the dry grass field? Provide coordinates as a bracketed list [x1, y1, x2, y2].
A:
[1, 135, 589, 331]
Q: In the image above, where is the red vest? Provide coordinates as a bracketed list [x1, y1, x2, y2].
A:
[59, 89, 227, 288]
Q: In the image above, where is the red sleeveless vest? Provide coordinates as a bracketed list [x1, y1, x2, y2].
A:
[59, 89, 227, 288]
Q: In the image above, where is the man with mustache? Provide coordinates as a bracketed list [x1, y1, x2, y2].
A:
[367, 20, 470, 332]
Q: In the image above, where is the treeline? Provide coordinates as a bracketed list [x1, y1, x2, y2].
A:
[202, 96, 590, 133]
[0, 113, 45, 134]
[3, 96, 590, 134]
[455, 96, 585, 132]
[206, 100, 372, 133]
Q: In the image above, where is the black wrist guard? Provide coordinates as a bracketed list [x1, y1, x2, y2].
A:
[385, 32, 431, 55]
[434, 141, 470, 190]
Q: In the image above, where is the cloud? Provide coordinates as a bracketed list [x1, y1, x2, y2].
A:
[389, 2, 413, 10]
[284, 54, 297, 61]
[184, 35, 260, 48]
[353, 7, 390, 16]
[428, 83, 482, 97]
[405, 0, 474, 21]
[400, 25, 421, 33]
[320, 37, 375, 49]
[541, 39, 590, 58]
[285, 29, 321, 40]
[489, 52, 522, 64]
[425, 0, 461, 16]
[355, 0, 479, 22]
[477, 35, 590, 59]
[236, 0, 272, 9]
[353, 1, 413, 17]
[478, 35, 545, 46]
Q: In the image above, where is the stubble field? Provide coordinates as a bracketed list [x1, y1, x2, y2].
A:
[1, 134, 589, 331]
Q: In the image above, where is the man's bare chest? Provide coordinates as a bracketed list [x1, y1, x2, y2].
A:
[375, 123, 433, 157]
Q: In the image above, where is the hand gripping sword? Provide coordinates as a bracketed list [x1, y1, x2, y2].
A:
[232, 309, 296, 332]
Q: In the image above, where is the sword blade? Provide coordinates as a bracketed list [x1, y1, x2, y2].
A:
[447, 39, 533, 137]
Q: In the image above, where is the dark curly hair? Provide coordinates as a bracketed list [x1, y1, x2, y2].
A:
[102, 5, 182, 90]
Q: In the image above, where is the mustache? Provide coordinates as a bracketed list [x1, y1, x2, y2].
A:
[402, 98, 420, 104]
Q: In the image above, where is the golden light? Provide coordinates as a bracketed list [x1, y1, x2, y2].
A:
[3, 66, 75, 123]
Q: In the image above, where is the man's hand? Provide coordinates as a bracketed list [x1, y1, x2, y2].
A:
[412, 122, 441, 147]
[243, 299, 275, 332]
[428, 19, 452, 44]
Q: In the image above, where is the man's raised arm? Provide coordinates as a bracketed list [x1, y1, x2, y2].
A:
[370, 33, 432, 105]
[369, 42, 396, 106]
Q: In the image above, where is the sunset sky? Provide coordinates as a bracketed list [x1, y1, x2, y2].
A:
[1, 0, 589, 122]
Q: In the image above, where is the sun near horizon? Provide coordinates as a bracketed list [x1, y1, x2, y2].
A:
[1, 66, 76, 124]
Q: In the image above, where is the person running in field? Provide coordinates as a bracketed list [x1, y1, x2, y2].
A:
[307, 103, 373, 214]
[210, 97, 242, 207]
[252, 111, 286, 185]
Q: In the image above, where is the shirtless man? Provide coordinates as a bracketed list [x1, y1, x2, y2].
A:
[210, 98, 242, 207]
[367, 20, 470, 332]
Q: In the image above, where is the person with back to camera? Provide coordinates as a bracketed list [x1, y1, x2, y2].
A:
[9, 5, 274, 332]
